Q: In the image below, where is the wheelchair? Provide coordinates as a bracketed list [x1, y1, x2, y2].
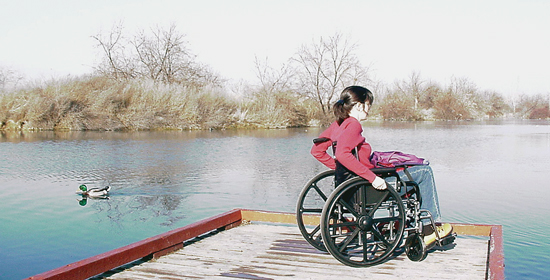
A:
[296, 140, 455, 267]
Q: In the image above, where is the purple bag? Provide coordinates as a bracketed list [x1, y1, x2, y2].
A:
[370, 151, 429, 168]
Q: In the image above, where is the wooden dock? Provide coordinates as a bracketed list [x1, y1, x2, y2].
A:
[95, 223, 489, 279]
[27, 209, 504, 280]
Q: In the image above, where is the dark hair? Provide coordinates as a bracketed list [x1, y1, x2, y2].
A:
[333, 86, 374, 124]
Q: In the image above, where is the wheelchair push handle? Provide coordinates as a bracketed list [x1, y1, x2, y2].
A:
[313, 137, 331, 144]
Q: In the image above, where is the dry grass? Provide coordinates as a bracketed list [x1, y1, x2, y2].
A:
[0, 76, 313, 131]
[2, 74, 537, 132]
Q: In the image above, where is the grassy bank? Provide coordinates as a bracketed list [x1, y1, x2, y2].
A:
[0, 76, 318, 131]
[1, 75, 547, 132]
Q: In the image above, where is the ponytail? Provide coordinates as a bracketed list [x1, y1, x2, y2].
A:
[333, 86, 374, 124]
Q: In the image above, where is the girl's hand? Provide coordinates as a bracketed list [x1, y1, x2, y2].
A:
[372, 177, 387, 190]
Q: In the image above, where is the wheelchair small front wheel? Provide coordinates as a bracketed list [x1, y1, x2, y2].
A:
[296, 170, 335, 251]
[405, 232, 427, 262]
[320, 177, 406, 267]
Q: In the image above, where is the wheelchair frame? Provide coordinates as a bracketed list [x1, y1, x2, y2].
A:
[297, 165, 455, 267]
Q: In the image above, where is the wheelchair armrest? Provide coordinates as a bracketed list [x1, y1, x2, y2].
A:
[371, 167, 399, 177]
[394, 163, 423, 168]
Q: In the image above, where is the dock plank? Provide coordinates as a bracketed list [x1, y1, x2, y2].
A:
[100, 223, 488, 280]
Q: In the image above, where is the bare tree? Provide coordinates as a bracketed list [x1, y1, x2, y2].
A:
[92, 22, 136, 80]
[132, 24, 191, 83]
[93, 23, 220, 87]
[391, 71, 425, 110]
[0, 66, 24, 92]
[253, 56, 294, 93]
[292, 33, 370, 116]
[407, 71, 423, 110]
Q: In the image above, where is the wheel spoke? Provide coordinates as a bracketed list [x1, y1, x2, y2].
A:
[370, 226, 392, 247]
[301, 207, 323, 213]
[361, 185, 368, 215]
[337, 197, 360, 218]
[337, 228, 360, 252]
[362, 232, 371, 262]
[372, 216, 401, 224]
[308, 225, 321, 238]
[311, 183, 328, 201]
[368, 191, 389, 214]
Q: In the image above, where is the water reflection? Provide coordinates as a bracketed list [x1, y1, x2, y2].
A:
[0, 127, 314, 142]
[77, 196, 108, 206]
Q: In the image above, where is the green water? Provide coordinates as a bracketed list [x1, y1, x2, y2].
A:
[0, 120, 548, 279]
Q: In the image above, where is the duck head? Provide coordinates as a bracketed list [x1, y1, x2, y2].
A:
[79, 184, 88, 192]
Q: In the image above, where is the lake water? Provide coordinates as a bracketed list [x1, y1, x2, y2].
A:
[0, 120, 549, 279]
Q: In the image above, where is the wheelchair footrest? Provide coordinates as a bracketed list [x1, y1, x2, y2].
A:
[438, 232, 456, 247]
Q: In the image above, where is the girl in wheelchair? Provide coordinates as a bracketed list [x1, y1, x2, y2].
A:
[310, 85, 452, 246]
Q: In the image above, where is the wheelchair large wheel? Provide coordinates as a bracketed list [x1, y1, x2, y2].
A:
[296, 170, 335, 251]
[320, 177, 406, 267]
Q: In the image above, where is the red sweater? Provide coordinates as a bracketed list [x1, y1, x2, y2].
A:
[311, 117, 377, 182]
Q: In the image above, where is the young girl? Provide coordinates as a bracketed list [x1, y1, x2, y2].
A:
[311, 85, 450, 243]
[310, 86, 384, 189]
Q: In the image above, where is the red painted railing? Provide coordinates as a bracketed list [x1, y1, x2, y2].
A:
[26, 209, 243, 280]
[488, 225, 505, 280]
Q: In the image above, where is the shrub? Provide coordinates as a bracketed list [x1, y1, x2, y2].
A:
[379, 89, 422, 121]
[514, 93, 550, 119]
[241, 90, 311, 128]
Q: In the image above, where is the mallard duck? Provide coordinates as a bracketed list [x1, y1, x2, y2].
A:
[76, 184, 111, 198]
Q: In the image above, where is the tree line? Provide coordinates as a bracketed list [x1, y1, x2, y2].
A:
[0, 24, 548, 131]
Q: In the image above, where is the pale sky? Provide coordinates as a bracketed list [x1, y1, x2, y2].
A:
[1, 0, 549, 96]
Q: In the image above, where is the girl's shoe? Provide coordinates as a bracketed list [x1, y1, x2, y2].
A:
[423, 223, 453, 246]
